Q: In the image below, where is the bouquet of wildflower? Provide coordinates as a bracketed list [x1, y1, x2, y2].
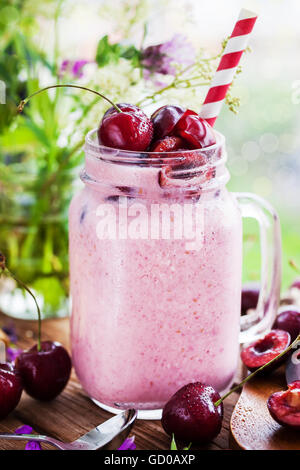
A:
[0, 0, 243, 318]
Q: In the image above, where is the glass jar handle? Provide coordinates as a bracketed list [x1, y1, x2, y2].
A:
[235, 192, 282, 344]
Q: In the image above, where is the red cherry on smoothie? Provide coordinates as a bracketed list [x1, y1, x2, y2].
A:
[0, 363, 23, 419]
[175, 112, 216, 149]
[150, 136, 189, 153]
[98, 103, 153, 152]
[16, 341, 71, 401]
[161, 382, 223, 443]
[267, 381, 300, 429]
[151, 105, 186, 140]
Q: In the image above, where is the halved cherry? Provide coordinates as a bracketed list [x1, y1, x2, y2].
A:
[267, 381, 300, 429]
[174, 113, 216, 149]
[241, 330, 291, 373]
[150, 136, 188, 153]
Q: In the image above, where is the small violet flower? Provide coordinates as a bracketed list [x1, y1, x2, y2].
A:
[6, 346, 22, 363]
[59, 60, 90, 79]
[141, 34, 196, 80]
[15, 425, 42, 451]
[2, 323, 17, 343]
[118, 436, 136, 450]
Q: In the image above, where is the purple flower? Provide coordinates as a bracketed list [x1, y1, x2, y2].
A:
[6, 346, 22, 362]
[141, 35, 196, 79]
[15, 425, 42, 451]
[2, 323, 17, 343]
[72, 60, 89, 78]
[59, 60, 90, 79]
[15, 425, 33, 434]
[25, 441, 42, 450]
[118, 436, 136, 450]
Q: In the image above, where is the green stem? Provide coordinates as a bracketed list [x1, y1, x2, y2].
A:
[0, 255, 42, 351]
[289, 259, 300, 275]
[17, 84, 122, 114]
[214, 334, 300, 407]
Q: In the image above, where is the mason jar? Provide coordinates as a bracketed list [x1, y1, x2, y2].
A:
[69, 129, 281, 419]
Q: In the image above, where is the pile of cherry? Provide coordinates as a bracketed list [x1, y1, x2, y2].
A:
[0, 338, 71, 420]
[98, 103, 216, 153]
[98, 103, 217, 188]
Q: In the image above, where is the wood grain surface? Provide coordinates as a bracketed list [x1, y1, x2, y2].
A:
[230, 368, 300, 450]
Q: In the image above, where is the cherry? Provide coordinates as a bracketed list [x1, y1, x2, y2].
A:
[291, 279, 300, 290]
[161, 382, 223, 444]
[273, 308, 300, 342]
[0, 363, 23, 419]
[267, 381, 300, 429]
[241, 330, 291, 373]
[174, 112, 216, 149]
[241, 283, 260, 315]
[16, 341, 71, 401]
[151, 105, 186, 140]
[150, 136, 189, 153]
[0, 252, 72, 402]
[98, 103, 153, 152]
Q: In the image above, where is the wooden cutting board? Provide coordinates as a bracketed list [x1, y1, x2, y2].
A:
[230, 368, 300, 450]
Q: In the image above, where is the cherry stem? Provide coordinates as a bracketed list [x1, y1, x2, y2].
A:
[17, 84, 122, 114]
[289, 259, 300, 275]
[214, 333, 300, 407]
[0, 253, 42, 352]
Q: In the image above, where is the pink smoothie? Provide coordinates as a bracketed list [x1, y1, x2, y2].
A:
[69, 148, 243, 411]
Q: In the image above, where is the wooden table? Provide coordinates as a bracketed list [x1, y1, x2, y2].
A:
[0, 312, 240, 450]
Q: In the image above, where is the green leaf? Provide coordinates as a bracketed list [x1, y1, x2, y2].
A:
[120, 45, 141, 67]
[96, 35, 121, 67]
[183, 443, 192, 450]
[170, 434, 177, 450]
[96, 35, 141, 68]
[170, 435, 192, 450]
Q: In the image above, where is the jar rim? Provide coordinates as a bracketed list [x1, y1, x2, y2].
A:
[84, 128, 226, 167]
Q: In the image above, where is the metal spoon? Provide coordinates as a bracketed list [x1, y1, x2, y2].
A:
[0, 409, 137, 450]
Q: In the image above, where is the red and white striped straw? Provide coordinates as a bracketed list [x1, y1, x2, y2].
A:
[199, 8, 258, 127]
